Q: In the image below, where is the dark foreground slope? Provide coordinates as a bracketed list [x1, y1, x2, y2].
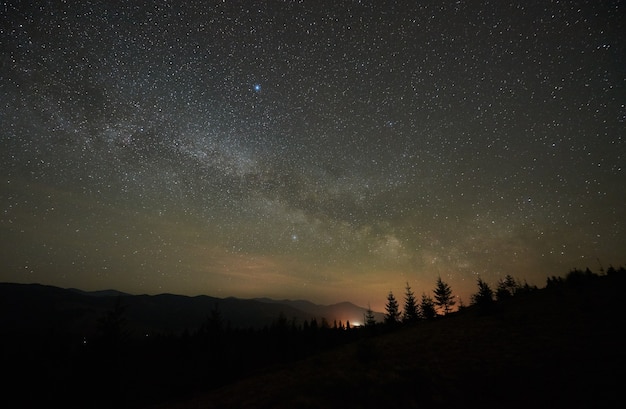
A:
[0, 284, 373, 408]
[151, 274, 624, 409]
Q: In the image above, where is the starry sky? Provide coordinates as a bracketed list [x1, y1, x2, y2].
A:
[1, 0, 624, 311]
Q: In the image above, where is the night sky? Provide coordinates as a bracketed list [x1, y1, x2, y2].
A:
[1, 0, 624, 311]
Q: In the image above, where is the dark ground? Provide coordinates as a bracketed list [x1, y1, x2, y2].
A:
[148, 274, 624, 409]
[3, 273, 623, 409]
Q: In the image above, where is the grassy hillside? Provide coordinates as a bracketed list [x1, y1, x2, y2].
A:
[150, 274, 623, 409]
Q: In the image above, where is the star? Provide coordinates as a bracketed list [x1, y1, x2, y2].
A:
[0, 0, 623, 310]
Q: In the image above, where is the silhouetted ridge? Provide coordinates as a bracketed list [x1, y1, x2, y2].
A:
[2, 269, 624, 409]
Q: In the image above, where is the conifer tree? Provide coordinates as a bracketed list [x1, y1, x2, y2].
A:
[364, 304, 377, 327]
[96, 296, 131, 354]
[384, 291, 401, 325]
[471, 277, 494, 307]
[419, 293, 437, 320]
[458, 298, 466, 310]
[433, 276, 455, 315]
[402, 282, 420, 323]
[496, 274, 519, 301]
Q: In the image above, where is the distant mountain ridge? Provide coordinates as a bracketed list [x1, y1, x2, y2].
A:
[253, 297, 384, 325]
[67, 288, 131, 297]
[0, 282, 382, 338]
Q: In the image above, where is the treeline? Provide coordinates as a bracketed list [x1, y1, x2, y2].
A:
[546, 265, 626, 289]
[371, 274, 538, 328]
[374, 265, 626, 327]
[7, 265, 625, 408]
[6, 297, 370, 409]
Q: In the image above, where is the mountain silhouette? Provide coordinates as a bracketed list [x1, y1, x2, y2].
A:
[0, 282, 381, 338]
[253, 297, 385, 325]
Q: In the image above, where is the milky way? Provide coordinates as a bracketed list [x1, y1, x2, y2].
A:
[1, 0, 624, 309]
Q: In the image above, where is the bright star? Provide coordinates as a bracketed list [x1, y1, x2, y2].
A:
[253, 84, 261, 92]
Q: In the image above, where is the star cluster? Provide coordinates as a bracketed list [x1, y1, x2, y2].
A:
[1, 0, 624, 309]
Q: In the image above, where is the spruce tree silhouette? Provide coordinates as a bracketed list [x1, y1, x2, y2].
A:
[471, 277, 494, 311]
[402, 282, 420, 323]
[364, 304, 377, 327]
[95, 296, 130, 356]
[419, 293, 437, 320]
[203, 303, 225, 345]
[93, 296, 131, 406]
[496, 275, 519, 301]
[433, 276, 455, 315]
[384, 291, 401, 325]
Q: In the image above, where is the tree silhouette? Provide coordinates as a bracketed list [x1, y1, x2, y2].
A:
[518, 280, 538, 294]
[496, 275, 519, 301]
[457, 298, 467, 310]
[433, 276, 455, 315]
[471, 277, 494, 307]
[419, 293, 437, 320]
[605, 265, 626, 283]
[204, 303, 224, 334]
[271, 311, 289, 335]
[384, 291, 401, 325]
[402, 282, 420, 323]
[364, 304, 377, 327]
[96, 296, 130, 354]
[93, 296, 131, 403]
[546, 275, 564, 289]
[566, 267, 597, 287]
